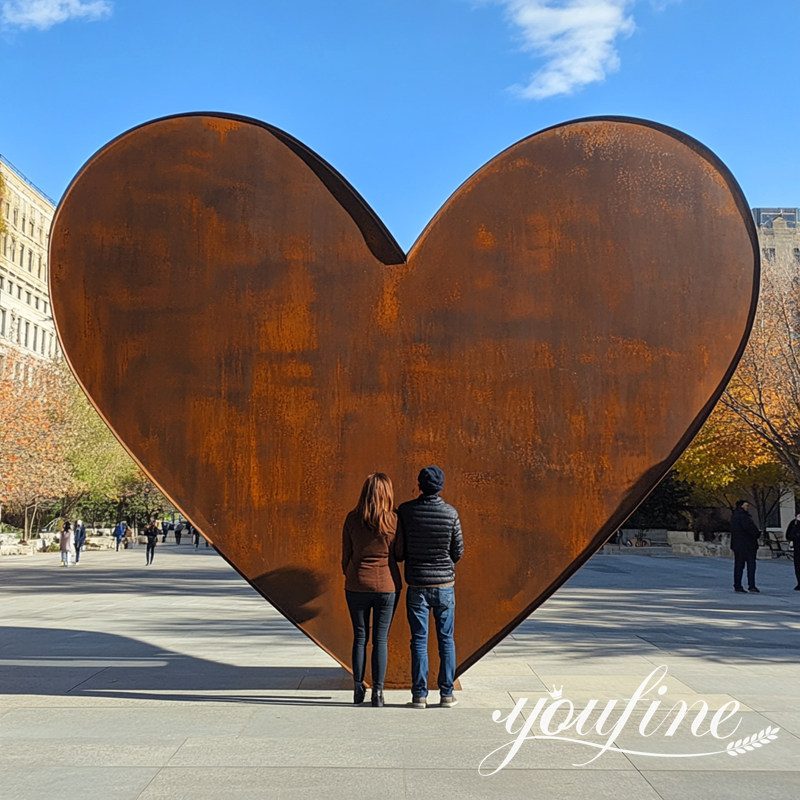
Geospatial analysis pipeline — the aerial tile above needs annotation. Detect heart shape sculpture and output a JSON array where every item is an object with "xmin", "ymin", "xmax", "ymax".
[{"xmin": 49, "ymin": 114, "xmax": 758, "ymax": 687}]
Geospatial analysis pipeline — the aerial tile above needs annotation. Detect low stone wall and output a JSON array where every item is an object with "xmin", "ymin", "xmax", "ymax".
[{"xmin": 0, "ymin": 531, "xmax": 118, "ymax": 556}]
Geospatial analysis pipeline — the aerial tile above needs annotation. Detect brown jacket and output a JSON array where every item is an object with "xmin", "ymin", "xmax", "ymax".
[{"xmin": 341, "ymin": 510, "xmax": 401, "ymax": 593}]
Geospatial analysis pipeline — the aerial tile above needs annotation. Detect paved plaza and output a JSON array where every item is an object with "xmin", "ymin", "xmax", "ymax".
[{"xmin": 1, "ymin": 545, "xmax": 799, "ymax": 799}]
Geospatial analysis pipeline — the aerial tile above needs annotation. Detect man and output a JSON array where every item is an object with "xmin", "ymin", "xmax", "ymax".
[
  {"xmin": 785, "ymin": 512, "xmax": 800, "ymax": 590},
  {"xmin": 73, "ymin": 519, "xmax": 86, "ymax": 563},
  {"xmin": 730, "ymin": 499, "xmax": 761, "ymax": 593},
  {"xmin": 396, "ymin": 465, "xmax": 464, "ymax": 709}
]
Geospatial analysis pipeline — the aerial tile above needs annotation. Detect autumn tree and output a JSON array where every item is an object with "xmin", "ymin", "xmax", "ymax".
[
  {"xmin": 675, "ymin": 399, "xmax": 794, "ymax": 531},
  {"xmin": 1, "ymin": 349, "xmax": 174, "ymax": 535},
  {"xmin": 720, "ymin": 240, "xmax": 800, "ymax": 483},
  {"xmin": 0, "ymin": 349, "xmax": 76, "ymax": 537}
]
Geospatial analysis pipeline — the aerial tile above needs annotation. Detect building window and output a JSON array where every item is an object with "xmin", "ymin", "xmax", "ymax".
[
  {"xmin": 19, "ymin": 244, "xmax": 24, "ymax": 267},
  {"xmin": 37, "ymin": 255, "xmax": 42, "ymax": 278},
  {"xmin": 0, "ymin": 308, "xmax": 5, "ymax": 337},
  {"xmin": 12, "ymin": 208, "xmax": 18, "ymax": 227},
  {"xmin": 26, "ymin": 291, "xmax": 31, "ymax": 305},
  {"xmin": 32, "ymin": 325, "xmax": 38, "ymax": 351},
  {"xmin": 17, "ymin": 285, "xmax": 22, "ymax": 299},
  {"xmin": 762, "ymin": 248, "xmax": 776, "ymax": 263},
  {"xmin": 24, "ymin": 320, "xmax": 30, "ymax": 347}
]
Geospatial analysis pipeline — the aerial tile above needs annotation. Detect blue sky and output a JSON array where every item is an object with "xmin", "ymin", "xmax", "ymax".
[{"xmin": 1, "ymin": 0, "xmax": 797, "ymax": 250}]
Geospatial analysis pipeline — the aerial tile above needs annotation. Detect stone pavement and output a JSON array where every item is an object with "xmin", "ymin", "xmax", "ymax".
[{"xmin": 1, "ymin": 545, "xmax": 799, "ymax": 799}]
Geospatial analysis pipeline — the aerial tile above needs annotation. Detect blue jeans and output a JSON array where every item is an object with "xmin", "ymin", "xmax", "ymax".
[
  {"xmin": 406, "ymin": 585, "xmax": 456, "ymax": 698},
  {"xmin": 345, "ymin": 590, "xmax": 399, "ymax": 691}
]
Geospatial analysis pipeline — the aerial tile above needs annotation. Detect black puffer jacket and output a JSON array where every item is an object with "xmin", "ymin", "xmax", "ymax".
[{"xmin": 396, "ymin": 494, "xmax": 464, "ymax": 586}]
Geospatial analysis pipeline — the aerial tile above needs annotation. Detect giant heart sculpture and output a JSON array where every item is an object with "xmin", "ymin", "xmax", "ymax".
[{"xmin": 49, "ymin": 114, "xmax": 759, "ymax": 688}]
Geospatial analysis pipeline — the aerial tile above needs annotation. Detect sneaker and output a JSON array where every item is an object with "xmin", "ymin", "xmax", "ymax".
[
  {"xmin": 408, "ymin": 696, "xmax": 427, "ymax": 709},
  {"xmin": 748, "ymin": 587, "xmax": 761, "ymax": 593},
  {"xmin": 734, "ymin": 587, "xmax": 747, "ymax": 593},
  {"xmin": 440, "ymin": 695, "xmax": 458, "ymax": 708}
]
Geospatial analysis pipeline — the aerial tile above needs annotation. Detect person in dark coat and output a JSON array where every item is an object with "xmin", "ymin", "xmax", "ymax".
[
  {"xmin": 144, "ymin": 520, "xmax": 159, "ymax": 565},
  {"xmin": 785, "ymin": 513, "xmax": 800, "ymax": 590},
  {"xmin": 73, "ymin": 519, "xmax": 86, "ymax": 563},
  {"xmin": 341, "ymin": 473, "xmax": 401, "ymax": 707},
  {"xmin": 396, "ymin": 465, "xmax": 464, "ymax": 709},
  {"xmin": 730, "ymin": 499, "xmax": 761, "ymax": 593}
]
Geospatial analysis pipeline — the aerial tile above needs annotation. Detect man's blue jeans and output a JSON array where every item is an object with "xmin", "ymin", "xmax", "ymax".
[{"xmin": 406, "ymin": 585, "xmax": 456, "ymax": 698}]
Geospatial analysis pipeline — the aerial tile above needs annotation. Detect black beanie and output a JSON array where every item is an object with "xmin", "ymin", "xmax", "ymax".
[{"xmin": 418, "ymin": 465, "xmax": 445, "ymax": 494}]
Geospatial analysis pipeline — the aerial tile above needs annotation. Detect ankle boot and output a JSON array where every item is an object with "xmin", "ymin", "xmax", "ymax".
[
  {"xmin": 353, "ymin": 682, "xmax": 366, "ymax": 704},
  {"xmin": 371, "ymin": 689, "xmax": 384, "ymax": 707}
]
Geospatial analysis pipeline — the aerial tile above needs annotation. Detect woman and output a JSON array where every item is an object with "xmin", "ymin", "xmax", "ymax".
[
  {"xmin": 60, "ymin": 521, "xmax": 74, "ymax": 567},
  {"xmin": 341, "ymin": 473, "xmax": 401, "ymax": 707}
]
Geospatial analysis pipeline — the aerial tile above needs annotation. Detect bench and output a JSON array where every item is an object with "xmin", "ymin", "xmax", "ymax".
[{"xmin": 765, "ymin": 531, "xmax": 794, "ymax": 560}]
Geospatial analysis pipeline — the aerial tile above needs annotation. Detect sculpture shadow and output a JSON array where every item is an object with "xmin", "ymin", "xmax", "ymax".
[{"xmin": 0, "ymin": 625, "xmax": 352, "ymax": 705}]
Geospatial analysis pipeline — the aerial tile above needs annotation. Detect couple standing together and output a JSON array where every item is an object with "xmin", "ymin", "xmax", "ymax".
[{"xmin": 341, "ymin": 466, "xmax": 464, "ymax": 709}]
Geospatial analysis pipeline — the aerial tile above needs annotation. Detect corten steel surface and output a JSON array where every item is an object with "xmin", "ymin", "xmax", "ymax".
[{"xmin": 49, "ymin": 114, "xmax": 759, "ymax": 688}]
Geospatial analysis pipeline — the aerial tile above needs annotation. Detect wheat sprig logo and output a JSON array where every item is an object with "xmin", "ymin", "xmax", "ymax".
[{"xmin": 726, "ymin": 726, "xmax": 780, "ymax": 756}]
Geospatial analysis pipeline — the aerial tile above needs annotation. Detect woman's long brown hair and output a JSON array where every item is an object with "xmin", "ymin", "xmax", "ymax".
[{"xmin": 355, "ymin": 473, "xmax": 395, "ymax": 535}]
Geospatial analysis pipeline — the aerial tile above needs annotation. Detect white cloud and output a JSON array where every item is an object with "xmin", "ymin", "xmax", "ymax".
[
  {"xmin": 1, "ymin": 0, "xmax": 112, "ymax": 31},
  {"xmin": 497, "ymin": 0, "xmax": 636, "ymax": 100}
]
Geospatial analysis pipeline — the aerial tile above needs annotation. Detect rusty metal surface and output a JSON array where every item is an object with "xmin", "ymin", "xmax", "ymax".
[{"xmin": 49, "ymin": 114, "xmax": 759, "ymax": 687}]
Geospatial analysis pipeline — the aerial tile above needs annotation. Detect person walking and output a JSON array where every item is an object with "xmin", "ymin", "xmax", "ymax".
[
  {"xmin": 73, "ymin": 519, "xmax": 86, "ymax": 563},
  {"xmin": 60, "ymin": 521, "xmax": 74, "ymax": 567},
  {"xmin": 730, "ymin": 499, "xmax": 761, "ymax": 593},
  {"xmin": 143, "ymin": 520, "xmax": 159, "ymax": 565},
  {"xmin": 396, "ymin": 465, "xmax": 464, "ymax": 709},
  {"xmin": 341, "ymin": 473, "xmax": 402, "ymax": 708},
  {"xmin": 785, "ymin": 512, "xmax": 800, "ymax": 590},
  {"xmin": 112, "ymin": 521, "xmax": 126, "ymax": 552}
]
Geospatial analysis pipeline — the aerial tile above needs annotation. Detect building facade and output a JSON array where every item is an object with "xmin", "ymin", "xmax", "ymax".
[
  {"xmin": 752, "ymin": 207, "xmax": 800, "ymax": 267},
  {"xmin": 0, "ymin": 154, "xmax": 58, "ymax": 382}
]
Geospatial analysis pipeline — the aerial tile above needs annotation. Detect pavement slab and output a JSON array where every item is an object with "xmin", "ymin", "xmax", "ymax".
[{"xmin": 2, "ymin": 545, "xmax": 800, "ymax": 798}]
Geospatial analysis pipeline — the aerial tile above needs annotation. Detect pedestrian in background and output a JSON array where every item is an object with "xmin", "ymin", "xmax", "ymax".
[
  {"xmin": 60, "ymin": 521, "xmax": 74, "ymax": 567},
  {"xmin": 112, "ymin": 521, "xmax": 126, "ymax": 552},
  {"xmin": 144, "ymin": 520, "xmax": 159, "ymax": 565},
  {"xmin": 785, "ymin": 512, "xmax": 800, "ymax": 590},
  {"xmin": 73, "ymin": 519, "xmax": 86, "ymax": 563},
  {"xmin": 731, "ymin": 499, "xmax": 761, "ymax": 594}
]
